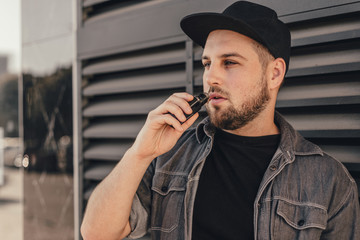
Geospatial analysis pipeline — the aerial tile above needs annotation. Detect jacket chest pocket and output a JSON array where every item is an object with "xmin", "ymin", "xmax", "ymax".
[
  {"xmin": 151, "ymin": 172, "xmax": 187, "ymax": 233},
  {"xmin": 273, "ymin": 199, "xmax": 328, "ymax": 240}
]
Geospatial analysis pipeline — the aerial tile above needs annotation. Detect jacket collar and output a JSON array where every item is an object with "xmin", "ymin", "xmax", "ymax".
[
  {"xmin": 195, "ymin": 117, "xmax": 214, "ymax": 144},
  {"xmin": 195, "ymin": 111, "xmax": 323, "ymax": 158},
  {"xmin": 275, "ymin": 112, "xmax": 323, "ymax": 160}
]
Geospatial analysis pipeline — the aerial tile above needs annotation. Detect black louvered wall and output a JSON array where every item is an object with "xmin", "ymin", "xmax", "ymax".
[
  {"xmin": 279, "ymin": 6, "xmax": 360, "ymax": 198},
  {"xmin": 74, "ymin": 0, "xmax": 360, "ymax": 239}
]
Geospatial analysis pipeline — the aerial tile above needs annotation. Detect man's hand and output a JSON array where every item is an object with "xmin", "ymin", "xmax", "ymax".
[
  {"xmin": 129, "ymin": 92, "xmax": 199, "ymax": 163},
  {"xmin": 81, "ymin": 92, "xmax": 199, "ymax": 240}
]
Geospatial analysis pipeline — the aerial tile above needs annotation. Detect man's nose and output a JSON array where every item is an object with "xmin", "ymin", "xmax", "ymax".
[{"xmin": 204, "ymin": 65, "xmax": 223, "ymax": 87}]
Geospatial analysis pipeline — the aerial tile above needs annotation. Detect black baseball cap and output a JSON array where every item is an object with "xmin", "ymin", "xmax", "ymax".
[{"xmin": 180, "ymin": 1, "xmax": 291, "ymax": 72}]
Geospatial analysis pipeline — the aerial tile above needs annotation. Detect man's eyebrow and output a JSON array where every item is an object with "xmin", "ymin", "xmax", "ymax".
[
  {"xmin": 221, "ymin": 52, "xmax": 248, "ymax": 60},
  {"xmin": 202, "ymin": 55, "xmax": 210, "ymax": 60},
  {"xmin": 202, "ymin": 53, "xmax": 248, "ymax": 61}
]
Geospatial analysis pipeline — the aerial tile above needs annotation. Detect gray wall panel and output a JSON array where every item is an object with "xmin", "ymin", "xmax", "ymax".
[
  {"xmin": 78, "ymin": 0, "xmax": 236, "ymax": 59},
  {"xmin": 75, "ymin": 1, "xmax": 360, "ymax": 239},
  {"xmin": 271, "ymin": 0, "xmax": 360, "ymax": 17},
  {"xmin": 84, "ymin": 141, "xmax": 132, "ymax": 161},
  {"xmin": 83, "ymin": 91, "xmax": 173, "ymax": 117},
  {"xmin": 78, "ymin": 0, "xmax": 360, "ymax": 59},
  {"xmin": 83, "ymin": 0, "xmax": 110, "ymax": 7},
  {"xmin": 82, "ymin": 43, "xmax": 186, "ymax": 75},
  {"xmin": 282, "ymin": 2, "xmax": 360, "ymax": 23},
  {"xmin": 83, "ymin": 67, "xmax": 186, "ymax": 96},
  {"xmin": 84, "ymin": 163, "xmax": 115, "ymax": 180},
  {"xmin": 83, "ymin": 117, "xmax": 145, "ymax": 139}
]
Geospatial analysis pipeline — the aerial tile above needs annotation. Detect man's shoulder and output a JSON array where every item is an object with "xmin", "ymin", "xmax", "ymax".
[
  {"xmin": 276, "ymin": 112, "xmax": 354, "ymax": 184},
  {"xmin": 317, "ymin": 151, "xmax": 354, "ymax": 183},
  {"xmin": 293, "ymin": 146, "xmax": 355, "ymax": 186}
]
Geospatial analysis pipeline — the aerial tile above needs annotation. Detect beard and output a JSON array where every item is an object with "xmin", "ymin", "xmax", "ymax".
[{"xmin": 206, "ymin": 77, "xmax": 270, "ymax": 130}]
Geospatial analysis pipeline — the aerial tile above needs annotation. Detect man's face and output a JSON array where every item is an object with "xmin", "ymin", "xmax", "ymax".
[{"xmin": 202, "ymin": 30, "xmax": 270, "ymax": 130}]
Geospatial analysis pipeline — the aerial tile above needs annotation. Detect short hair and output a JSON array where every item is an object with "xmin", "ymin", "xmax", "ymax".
[
  {"xmin": 251, "ymin": 40, "xmax": 286, "ymax": 88},
  {"xmin": 250, "ymin": 40, "xmax": 274, "ymax": 72}
]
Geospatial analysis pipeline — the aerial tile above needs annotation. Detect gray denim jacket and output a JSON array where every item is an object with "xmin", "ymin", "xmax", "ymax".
[{"xmin": 128, "ymin": 112, "xmax": 360, "ymax": 240}]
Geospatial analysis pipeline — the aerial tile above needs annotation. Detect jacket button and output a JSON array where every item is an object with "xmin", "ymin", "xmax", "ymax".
[
  {"xmin": 269, "ymin": 165, "xmax": 277, "ymax": 171},
  {"xmin": 298, "ymin": 220, "xmax": 305, "ymax": 226},
  {"xmin": 161, "ymin": 186, "xmax": 168, "ymax": 192}
]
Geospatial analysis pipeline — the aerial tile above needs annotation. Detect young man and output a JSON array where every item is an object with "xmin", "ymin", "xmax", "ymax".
[{"xmin": 81, "ymin": 1, "xmax": 360, "ymax": 239}]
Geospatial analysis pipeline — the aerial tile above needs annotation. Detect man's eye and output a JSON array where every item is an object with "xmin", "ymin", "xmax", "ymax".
[
  {"xmin": 224, "ymin": 60, "xmax": 236, "ymax": 66},
  {"xmin": 202, "ymin": 62, "xmax": 210, "ymax": 68}
]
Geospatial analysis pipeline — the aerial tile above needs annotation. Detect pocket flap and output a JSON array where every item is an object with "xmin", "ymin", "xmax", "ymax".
[
  {"xmin": 276, "ymin": 200, "xmax": 328, "ymax": 230},
  {"xmin": 152, "ymin": 172, "xmax": 187, "ymax": 195}
]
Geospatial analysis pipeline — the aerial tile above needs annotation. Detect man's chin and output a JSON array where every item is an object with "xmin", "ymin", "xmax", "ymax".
[
  {"xmin": 207, "ymin": 110, "xmax": 229, "ymax": 128},
  {"xmin": 206, "ymin": 106, "xmax": 251, "ymax": 130},
  {"xmin": 206, "ymin": 108, "xmax": 220, "ymax": 121}
]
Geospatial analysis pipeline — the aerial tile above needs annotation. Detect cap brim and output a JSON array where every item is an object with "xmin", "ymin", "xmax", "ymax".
[{"xmin": 180, "ymin": 12, "xmax": 264, "ymax": 48}]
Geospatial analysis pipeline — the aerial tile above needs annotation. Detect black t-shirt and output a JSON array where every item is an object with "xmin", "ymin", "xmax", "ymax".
[{"xmin": 192, "ymin": 128, "xmax": 280, "ymax": 240}]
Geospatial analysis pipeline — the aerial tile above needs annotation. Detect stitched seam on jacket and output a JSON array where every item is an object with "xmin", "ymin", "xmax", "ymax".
[
  {"xmin": 155, "ymin": 170, "xmax": 188, "ymax": 176},
  {"xmin": 276, "ymin": 211, "xmax": 326, "ymax": 230},
  {"xmin": 328, "ymin": 181, "xmax": 355, "ymax": 219},
  {"xmin": 151, "ymin": 224, "xmax": 178, "ymax": 233},
  {"xmin": 271, "ymin": 196, "xmax": 328, "ymax": 212}
]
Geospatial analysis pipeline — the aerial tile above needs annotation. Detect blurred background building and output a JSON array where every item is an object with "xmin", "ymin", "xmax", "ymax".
[
  {"xmin": 0, "ymin": 1, "xmax": 22, "ymax": 239},
  {"xmin": 0, "ymin": 0, "xmax": 359, "ymax": 240},
  {"xmin": 21, "ymin": 0, "xmax": 74, "ymax": 239}
]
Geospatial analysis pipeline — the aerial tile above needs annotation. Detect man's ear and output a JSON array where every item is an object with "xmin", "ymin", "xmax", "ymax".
[{"xmin": 268, "ymin": 58, "xmax": 286, "ymax": 90}]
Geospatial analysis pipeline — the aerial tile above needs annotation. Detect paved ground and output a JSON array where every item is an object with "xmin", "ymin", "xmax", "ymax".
[{"xmin": 0, "ymin": 166, "xmax": 23, "ymax": 240}]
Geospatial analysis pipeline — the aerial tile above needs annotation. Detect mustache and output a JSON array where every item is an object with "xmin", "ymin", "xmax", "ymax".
[{"xmin": 208, "ymin": 86, "xmax": 231, "ymax": 98}]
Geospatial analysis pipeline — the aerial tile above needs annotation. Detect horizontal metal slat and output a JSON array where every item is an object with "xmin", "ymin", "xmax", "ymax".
[
  {"xmin": 283, "ymin": 113, "xmax": 360, "ymax": 138},
  {"xmin": 83, "ymin": 67, "xmax": 186, "ymax": 96},
  {"xmin": 82, "ymin": 44, "xmax": 185, "ymax": 76},
  {"xmin": 85, "ymin": 0, "xmax": 162, "ymax": 25},
  {"xmin": 83, "ymin": 117, "xmax": 145, "ymax": 139},
  {"xmin": 300, "ymin": 129, "xmax": 360, "ymax": 139},
  {"xmin": 319, "ymin": 144, "xmax": 360, "ymax": 164},
  {"xmin": 84, "ymin": 163, "xmax": 115, "ymax": 180},
  {"xmin": 290, "ymin": 14, "xmax": 360, "ymax": 47},
  {"xmin": 83, "ymin": 91, "xmax": 171, "ymax": 117},
  {"xmin": 84, "ymin": 141, "xmax": 133, "ymax": 160},
  {"xmin": 288, "ymin": 47, "xmax": 360, "ymax": 77},
  {"xmin": 290, "ymin": 47, "xmax": 360, "ymax": 68},
  {"xmin": 83, "ymin": 0, "xmax": 110, "ymax": 7},
  {"xmin": 277, "ymin": 80, "xmax": 360, "ymax": 108},
  {"xmin": 281, "ymin": 2, "xmax": 360, "ymax": 24},
  {"xmin": 278, "ymin": 96, "xmax": 360, "ymax": 109}
]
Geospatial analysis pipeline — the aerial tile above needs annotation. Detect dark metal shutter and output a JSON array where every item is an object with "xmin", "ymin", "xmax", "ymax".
[
  {"xmin": 74, "ymin": 1, "xmax": 223, "ymax": 239},
  {"xmin": 278, "ymin": 4, "xmax": 360, "ymax": 198},
  {"xmin": 193, "ymin": 1, "xmax": 360, "ymax": 196},
  {"xmin": 75, "ymin": 0, "xmax": 360, "ymax": 239}
]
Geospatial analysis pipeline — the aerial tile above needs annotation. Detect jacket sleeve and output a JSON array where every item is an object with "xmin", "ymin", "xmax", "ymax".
[
  {"xmin": 127, "ymin": 160, "xmax": 155, "ymax": 239},
  {"xmin": 321, "ymin": 181, "xmax": 360, "ymax": 239}
]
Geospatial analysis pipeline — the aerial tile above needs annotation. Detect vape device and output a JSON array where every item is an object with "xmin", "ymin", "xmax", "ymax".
[{"xmin": 172, "ymin": 93, "xmax": 209, "ymax": 124}]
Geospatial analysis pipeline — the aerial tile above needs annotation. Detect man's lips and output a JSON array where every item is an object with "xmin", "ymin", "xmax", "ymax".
[{"xmin": 209, "ymin": 92, "xmax": 227, "ymax": 104}]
